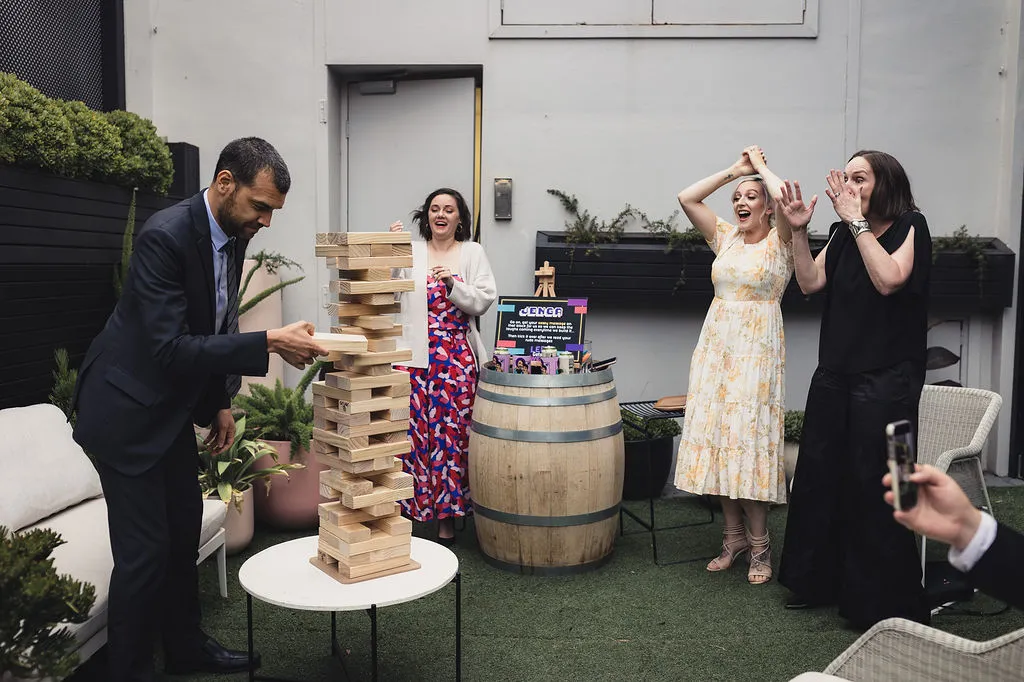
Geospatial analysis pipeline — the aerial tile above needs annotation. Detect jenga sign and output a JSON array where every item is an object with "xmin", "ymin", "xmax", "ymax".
[{"xmin": 308, "ymin": 231, "xmax": 421, "ymax": 583}]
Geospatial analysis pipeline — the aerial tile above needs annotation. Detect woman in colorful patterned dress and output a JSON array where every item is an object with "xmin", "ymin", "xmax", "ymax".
[
  {"xmin": 391, "ymin": 188, "xmax": 496, "ymax": 544},
  {"xmin": 674, "ymin": 146, "xmax": 794, "ymax": 584}
]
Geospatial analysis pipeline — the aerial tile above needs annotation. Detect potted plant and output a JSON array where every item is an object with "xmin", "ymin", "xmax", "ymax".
[
  {"xmin": 237, "ymin": 251, "xmax": 306, "ymax": 395},
  {"xmin": 621, "ymin": 408, "xmax": 682, "ymax": 500},
  {"xmin": 784, "ymin": 410, "xmax": 804, "ymax": 491},
  {"xmin": 232, "ymin": 363, "xmax": 327, "ymax": 529},
  {"xmin": 196, "ymin": 414, "xmax": 303, "ymax": 555},
  {"xmin": 0, "ymin": 526, "xmax": 96, "ymax": 681}
]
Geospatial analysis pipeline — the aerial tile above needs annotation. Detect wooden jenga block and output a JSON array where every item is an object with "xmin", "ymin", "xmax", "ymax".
[
  {"xmin": 366, "ymin": 338, "xmax": 397, "ymax": 352},
  {"xmin": 331, "ymin": 349, "xmax": 412, "ymax": 368},
  {"xmin": 393, "ymin": 244, "xmax": 412, "ymax": 256},
  {"xmin": 322, "ymin": 522, "xmax": 372, "ymax": 544},
  {"xmin": 348, "ymin": 293, "xmax": 399, "ymax": 305},
  {"xmin": 325, "ymin": 302, "xmax": 402, "ymax": 317},
  {"xmin": 320, "ymin": 469, "xmax": 373, "ymax": 497},
  {"xmin": 320, "ymin": 527, "xmax": 410, "ymax": 558},
  {"xmin": 387, "ymin": 407, "xmax": 410, "ymax": 421},
  {"xmin": 311, "ymin": 553, "xmax": 421, "ymax": 584},
  {"xmin": 311, "ymin": 332, "xmax": 368, "ymax": 353},
  {"xmin": 324, "ymin": 370, "xmax": 408, "ymax": 391},
  {"xmin": 379, "ymin": 430, "xmax": 409, "ymax": 443},
  {"xmin": 335, "ymin": 315, "xmax": 394, "ymax": 330},
  {"xmin": 339, "ymin": 269, "xmax": 393, "ymax": 281},
  {"xmin": 370, "ymin": 244, "xmax": 392, "ymax": 256},
  {"xmin": 330, "ymin": 279, "xmax": 415, "ymax": 295},
  {"xmin": 319, "ymin": 482, "xmax": 341, "ymax": 499},
  {"xmin": 313, "ymin": 430, "xmax": 412, "ymax": 461},
  {"xmin": 343, "ymin": 483, "xmax": 414, "ymax": 509},
  {"xmin": 318, "ymin": 500, "xmax": 400, "ymax": 526},
  {"xmin": 367, "ymin": 470, "xmax": 414, "ymax": 489},
  {"xmin": 331, "ymin": 324, "xmax": 404, "ymax": 338},
  {"xmin": 314, "ymin": 408, "xmax": 406, "ymax": 438},
  {"xmin": 332, "ymin": 255, "xmax": 414, "ymax": 270},
  {"xmin": 371, "ymin": 515, "xmax": 413, "ymax": 536},
  {"xmin": 328, "ymin": 231, "xmax": 412, "ymax": 245},
  {"xmin": 377, "ymin": 382, "xmax": 411, "ymax": 397},
  {"xmin": 315, "ymin": 452, "xmax": 404, "ymax": 474}
]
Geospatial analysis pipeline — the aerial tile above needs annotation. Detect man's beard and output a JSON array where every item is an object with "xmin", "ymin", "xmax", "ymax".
[{"xmin": 216, "ymin": 190, "xmax": 247, "ymax": 237}]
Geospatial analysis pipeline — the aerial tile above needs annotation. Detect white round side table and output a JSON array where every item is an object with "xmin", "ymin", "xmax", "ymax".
[{"xmin": 239, "ymin": 535, "xmax": 460, "ymax": 681}]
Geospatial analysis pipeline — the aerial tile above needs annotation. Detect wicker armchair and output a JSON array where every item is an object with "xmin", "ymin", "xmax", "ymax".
[
  {"xmin": 916, "ymin": 385, "xmax": 1002, "ymax": 573},
  {"xmin": 815, "ymin": 618, "xmax": 1024, "ymax": 681}
]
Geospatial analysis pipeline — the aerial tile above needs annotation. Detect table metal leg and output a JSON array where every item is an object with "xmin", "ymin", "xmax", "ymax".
[
  {"xmin": 369, "ymin": 604, "xmax": 378, "ymax": 682},
  {"xmin": 455, "ymin": 571, "xmax": 462, "ymax": 682},
  {"xmin": 248, "ymin": 594, "xmax": 255, "ymax": 682}
]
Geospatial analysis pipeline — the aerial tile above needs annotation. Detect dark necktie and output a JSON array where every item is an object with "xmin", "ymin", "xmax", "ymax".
[{"xmin": 224, "ymin": 240, "xmax": 241, "ymax": 399}]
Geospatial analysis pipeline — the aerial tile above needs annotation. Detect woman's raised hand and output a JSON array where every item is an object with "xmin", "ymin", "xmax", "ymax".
[
  {"xmin": 744, "ymin": 145, "xmax": 768, "ymax": 173},
  {"xmin": 826, "ymin": 169, "xmax": 863, "ymax": 223},
  {"xmin": 389, "ymin": 220, "xmax": 403, "ymax": 232},
  {"xmin": 731, "ymin": 150, "xmax": 756, "ymax": 177},
  {"xmin": 779, "ymin": 180, "xmax": 817, "ymax": 232}
]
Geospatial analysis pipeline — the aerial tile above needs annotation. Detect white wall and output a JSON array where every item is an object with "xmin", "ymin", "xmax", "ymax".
[{"xmin": 124, "ymin": 0, "xmax": 1024, "ymax": 472}]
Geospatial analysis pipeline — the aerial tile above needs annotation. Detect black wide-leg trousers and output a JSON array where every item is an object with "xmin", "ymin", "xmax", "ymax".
[
  {"xmin": 779, "ymin": 360, "xmax": 929, "ymax": 628},
  {"xmin": 94, "ymin": 423, "xmax": 204, "ymax": 682}
]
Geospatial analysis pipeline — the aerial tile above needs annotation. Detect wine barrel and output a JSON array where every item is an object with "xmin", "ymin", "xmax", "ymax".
[{"xmin": 469, "ymin": 366, "xmax": 624, "ymax": 574}]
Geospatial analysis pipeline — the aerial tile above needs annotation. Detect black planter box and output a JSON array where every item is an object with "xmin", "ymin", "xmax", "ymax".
[
  {"xmin": 536, "ymin": 231, "xmax": 1016, "ymax": 312},
  {"xmin": 0, "ymin": 165, "xmax": 185, "ymax": 409}
]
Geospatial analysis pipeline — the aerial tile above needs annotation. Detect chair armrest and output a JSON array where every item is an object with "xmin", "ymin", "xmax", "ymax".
[
  {"xmin": 934, "ymin": 445, "xmax": 981, "ymax": 473},
  {"xmin": 824, "ymin": 618, "xmax": 1024, "ymax": 681}
]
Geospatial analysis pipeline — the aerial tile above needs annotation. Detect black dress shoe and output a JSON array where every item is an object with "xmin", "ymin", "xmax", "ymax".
[
  {"xmin": 436, "ymin": 535, "xmax": 456, "ymax": 547},
  {"xmin": 165, "ymin": 637, "xmax": 260, "ymax": 675}
]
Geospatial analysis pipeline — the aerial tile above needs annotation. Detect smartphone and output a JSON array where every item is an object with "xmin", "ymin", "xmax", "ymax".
[{"xmin": 886, "ymin": 419, "xmax": 918, "ymax": 511}]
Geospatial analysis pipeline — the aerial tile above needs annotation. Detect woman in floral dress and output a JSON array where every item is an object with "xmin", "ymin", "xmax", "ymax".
[
  {"xmin": 674, "ymin": 146, "xmax": 794, "ymax": 584},
  {"xmin": 391, "ymin": 188, "xmax": 496, "ymax": 544}
]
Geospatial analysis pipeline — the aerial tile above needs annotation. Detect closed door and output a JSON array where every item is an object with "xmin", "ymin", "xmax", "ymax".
[{"xmin": 344, "ymin": 77, "xmax": 476, "ymax": 235}]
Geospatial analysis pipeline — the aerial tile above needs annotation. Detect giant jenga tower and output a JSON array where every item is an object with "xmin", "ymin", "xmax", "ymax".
[{"xmin": 308, "ymin": 231, "xmax": 419, "ymax": 583}]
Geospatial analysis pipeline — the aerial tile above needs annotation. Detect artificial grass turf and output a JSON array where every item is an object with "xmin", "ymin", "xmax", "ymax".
[{"xmin": 69, "ymin": 487, "xmax": 1024, "ymax": 681}]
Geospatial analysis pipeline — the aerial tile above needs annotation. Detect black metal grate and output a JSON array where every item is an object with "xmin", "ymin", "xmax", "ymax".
[
  {"xmin": 0, "ymin": 0, "xmax": 106, "ymax": 110},
  {"xmin": 619, "ymin": 400, "xmax": 686, "ymax": 421}
]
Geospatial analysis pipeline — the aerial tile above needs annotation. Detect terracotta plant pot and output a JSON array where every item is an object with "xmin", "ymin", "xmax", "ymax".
[
  {"xmin": 220, "ymin": 487, "xmax": 254, "ymax": 556},
  {"xmin": 237, "ymin": 259, "xmax": 285, "ymax": 396},
  {"xmin": 252, "ymin": 441, "xmax": 327, "ymax": 529}
]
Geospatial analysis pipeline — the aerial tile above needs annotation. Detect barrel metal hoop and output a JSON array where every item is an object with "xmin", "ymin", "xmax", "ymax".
[
  {"xmin": 478, "ymin": 551, "xmax": 615, "ymax": 576},
  {"xmin": 473, "ymin": 502, "xmax": 620, "ymax": 527},
  {"xmin": 470, "ymin": 421, "xmax": 622, "ymax": 443},
  {"xmin": 480, "ymin": 366, "xmax": 615, "ymax": 388},
  {"xmin": 475, "ymin": 386, "xmax": 617, "ymax": 407}
]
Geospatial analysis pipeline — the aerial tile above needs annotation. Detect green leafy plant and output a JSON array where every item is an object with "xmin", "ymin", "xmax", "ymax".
[
  {"xmin": 113, "ymin": 187, "xmax": 137, "ymax": 299},
  {"xmin": 238, "ymin": 250, "xmax": 305, "ymax": 317},
  {"xmin": 634, "ymin": 207, "xmax": 706, "ymax": 286},
  {"xmin": 59, "ymin": 99, "xmax": 123, "ymax": 181},
  {"xmin": 232, "ymin": 362, "xmax": 326, "ymax": 460},
  {"xmin": 0, "ymin": 72, "xmax": 174, "ymax": 194},
  {"xmin": 196, "ymin": 414, "xmax": 303, "ymax": 513},
  {"xmin": 48, "ymin": 348, "xmax": 78, "ymax": 424},
  {"xmin": 0, "ymin": 526, "xmax": 96, "ymax": 680},
  {"xmin": 0, "ymin": 72, "xmax": 75, "ymax": 174},
  {"xmin": 784, "ymin": 410, "xmax": 804, "ymax": 444},
  {"xmin": 621, "ymin": 408, "xmax": 682, "ymax": 441},
  {"xmin": 547, "ymin": 189, "xmax": 634, "ymax": 263},
  {"xmin": 105, "ymin": 109, "xmax": 174, "ymax": 195},
  {"xmin": 932, "ymin": 225, "xmax": 987, "ymax": 294}
]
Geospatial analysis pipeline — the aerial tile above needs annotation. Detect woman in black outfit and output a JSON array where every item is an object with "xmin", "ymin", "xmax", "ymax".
[{"xmin": 773, "ymin": 150, "xmax": 931, "ymax": 629}]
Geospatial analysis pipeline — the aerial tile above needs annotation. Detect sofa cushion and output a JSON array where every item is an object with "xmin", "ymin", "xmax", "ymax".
[
  {"xmin": 25, "ymin": 497, "xmax": 112, "ymax": 648},
  {"xmin": 0, "ymin": 404, "xmax": 103, "ymax": 532}
]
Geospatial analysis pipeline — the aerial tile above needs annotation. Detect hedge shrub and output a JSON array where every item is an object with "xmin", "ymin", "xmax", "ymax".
[{"xmin": 0, "ymin": 72, "xmax": 174, "ymax": 194}]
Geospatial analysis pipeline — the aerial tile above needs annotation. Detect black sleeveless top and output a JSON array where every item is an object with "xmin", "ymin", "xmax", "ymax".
[{"xmin": 818, "ymin": 211, "xmax": 931, "ymax": 373}]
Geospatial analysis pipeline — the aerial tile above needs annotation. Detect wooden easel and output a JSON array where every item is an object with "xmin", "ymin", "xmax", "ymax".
[{"xmin": 534, "ymin": 260, "xmax": 556, "ymax": 297}]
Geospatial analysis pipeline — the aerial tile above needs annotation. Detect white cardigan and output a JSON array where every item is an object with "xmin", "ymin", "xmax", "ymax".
[{"xmin": 396, "ymin": 241, "xmax": 497, "ymax": 370}]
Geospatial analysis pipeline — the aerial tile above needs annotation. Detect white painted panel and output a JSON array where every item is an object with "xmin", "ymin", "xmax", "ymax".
[
  {"xmin": 345, "ymin": 78, "xmax": 475, "ymax": 235},
  {"xmin": 502, "ymin": 0, "xmax": 651, "ymax": 26},
  {"xmin": 654, "ymin": 0, "xmax": 806, "ymax": 25}
]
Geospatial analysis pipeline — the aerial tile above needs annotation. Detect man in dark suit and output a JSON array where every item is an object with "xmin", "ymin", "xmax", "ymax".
[
  {"xmin": 72, "ymin": 137, "xmax": 327, "ymax": 681},
  {"xmin": 884, "ymin": 464, "xmax": 1022, "ymax": 611}
]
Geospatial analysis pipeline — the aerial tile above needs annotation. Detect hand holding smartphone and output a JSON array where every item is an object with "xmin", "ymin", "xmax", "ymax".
[{"xmin": 885, "ymin": 419, "xmax": 918, "ymax": 512}]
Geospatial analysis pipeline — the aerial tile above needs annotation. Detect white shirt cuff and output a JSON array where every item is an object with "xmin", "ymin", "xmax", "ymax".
[{"xmin": 948, "ymin": 512, "xmax": 997, "ymax": 573}]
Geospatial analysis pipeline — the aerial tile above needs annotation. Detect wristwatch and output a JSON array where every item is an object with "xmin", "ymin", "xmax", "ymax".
[{"xmin": 848, "ymin": 219, "xmax": 871, "ymax": 238}]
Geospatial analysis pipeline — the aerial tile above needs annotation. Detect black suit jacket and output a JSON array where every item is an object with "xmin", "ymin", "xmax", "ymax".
[
  {"xmin": 72, "ymin": 192, "xmax": 270, "ymax": 475},
  {"xmin": 966, "ymin": 521, "xmax": 1023, "ymax": 611}
]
